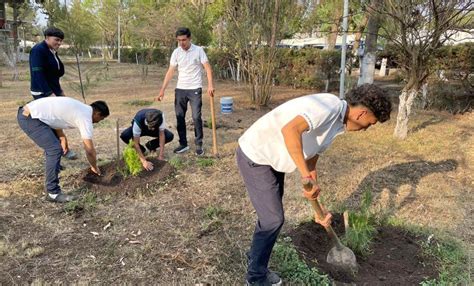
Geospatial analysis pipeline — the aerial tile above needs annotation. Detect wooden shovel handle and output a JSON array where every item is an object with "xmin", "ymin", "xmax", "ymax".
[
  {"xmin": 309, "ymin": 199, "xmax": 344, "ymax": 249},
  {"xmin": 210, "ymin": 95, "xmax": 218, "ymax": 155}
]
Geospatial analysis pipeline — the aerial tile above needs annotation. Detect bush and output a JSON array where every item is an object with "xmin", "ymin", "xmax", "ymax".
[
  {"xmin": 274, "ymin": 48, "xmax": 343, "ymax": 90},
  {"xmin": 117, "ymin": 47, "xmax": 169, "ymax": 65},
  {"xmin": 123, "ymin": 140, "xmax": 143, "ymax": 176}
]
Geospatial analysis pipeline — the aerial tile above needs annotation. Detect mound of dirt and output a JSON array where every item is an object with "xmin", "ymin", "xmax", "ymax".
[
  {"xmin": 75, "ymin": 158, "xmax": 174, "ymax": 191},
  {"xmin": 287, "ymin": 215, "xmax": 438, "ymax": 284}
]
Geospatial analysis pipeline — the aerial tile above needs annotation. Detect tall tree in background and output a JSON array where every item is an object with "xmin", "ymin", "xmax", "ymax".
[
  {"xmin": 378, "ymin": 0, "xmax": 473, "ymax": 139},
  {"xmin": 358, "ymin": 0, "xmax": 382, "ymax": 85}
]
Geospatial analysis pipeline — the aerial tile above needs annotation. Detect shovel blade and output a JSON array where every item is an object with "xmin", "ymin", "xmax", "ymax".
[{"xmin": 327, "ymin": 245, "xmax": 358, "ymax": 273}]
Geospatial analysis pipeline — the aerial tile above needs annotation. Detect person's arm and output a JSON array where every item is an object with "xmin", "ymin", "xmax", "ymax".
[
  {"xmin": 203, "ymin": 62, "xmax": 215, "ymax": 97},
  {"xmin": 158, "ymin": 129, "xmax": 165, "ymax": 160},
  {"xmin": 133, "ymin": 137, "xmax": 154, "ymax": 171},
  {"xmin": 281, "ymin": 116, "xmax": 325, "ymax": 203},
  {"xmin": 281, "ymin": 115, "xmax": 312, "ymax": 178},
  {"xmin": 54, "ymin": 129, "xmax": 68, "ymax": 155},
  {"xmin": 83, "ymin": 139, "xmax": 101, "ymax": 175},
  {"xmin": 156, "ymin": 65, "xmax": 176, "ymax": 101},
  {"xmin": 30, "ymin": 46, "xmax": 53, "ymax": 96}
]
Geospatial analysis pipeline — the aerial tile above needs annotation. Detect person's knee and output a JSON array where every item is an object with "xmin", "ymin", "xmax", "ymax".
[
  {"xmin": 120, "ymin": 132, "xmax": 131, "ymax": 144},
  {"xmin": 167, "ymin": 132, "xmax": 174, "ymax": 143},
  {"xmin": 47, "ymin": 144, "xmax": 63, "ymax": 157},
  {"xmin": 260, "ymin": 214, "xmax": 285, "ymax": 232}
]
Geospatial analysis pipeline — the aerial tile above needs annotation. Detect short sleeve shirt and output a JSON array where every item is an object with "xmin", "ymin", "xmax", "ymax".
[
  {"xmin": 170, "ymin": 44, "xmax": 209, "ymax": 89},
  {"xmin": 26, "ymin": 97, "xmax": 94, "ymax": 139},
  {"xmin": 238, "ymin": 93, "xmax": 347, "ymax": 173}
]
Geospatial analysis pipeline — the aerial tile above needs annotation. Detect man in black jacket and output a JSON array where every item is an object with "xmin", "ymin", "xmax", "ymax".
[{"xmin": 29, "ymin": 27, "xmax": 65, "ymax": 99}]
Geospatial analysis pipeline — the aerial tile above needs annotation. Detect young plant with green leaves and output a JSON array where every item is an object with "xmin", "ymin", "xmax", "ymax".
[
  {"xmin": 123, "ymin": 140, "xmax": 143, "ymax": 176},
  {"xmin": 342, "ymin": 190, "xmax": 377, "ymax": 256}
]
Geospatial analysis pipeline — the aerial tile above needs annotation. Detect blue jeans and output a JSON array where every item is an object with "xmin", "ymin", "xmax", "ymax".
[
  {"xmin": 17, "ymin": 107, "xmax": 62, "ymax": 194},
  {"xmin": 175, "ymin": 88, "xmax": 203, "ymax": 147},
  {"xmin": 236, "ymin": 146, "xmax": 285, "ymax": 283}
]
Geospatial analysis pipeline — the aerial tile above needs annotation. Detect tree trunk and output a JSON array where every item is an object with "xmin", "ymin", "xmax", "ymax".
[
  {"xmin": 270, "ymin": 0, "xmax": 279, "ymax": 48},
  {"xmin": 358, "ymin": 0, "xmax": 381, "ymax": 85},
  {"xmin": 394, "ymin": 89, "xmax": 418, "ymax": 139}
]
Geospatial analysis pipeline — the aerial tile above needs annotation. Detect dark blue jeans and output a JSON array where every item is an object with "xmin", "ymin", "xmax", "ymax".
[
  {"xmin": 17, "ymin": 107, "xmax": 62, "ymax": 194},
  {"xmin": 175, "ymin": 88, "xmax": 203, "ymax": 147},
  {"xmin": 236, "ymin": 146, "xmax": 285, "ymax": 283},
  {"xmin": 120, "ymin": 127, "xmax": 174, "ymax": 152}
]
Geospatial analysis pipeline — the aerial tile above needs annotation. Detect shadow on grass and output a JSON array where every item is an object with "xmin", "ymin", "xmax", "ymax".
[
  {"xmin": 411, "ymin": 117, "xmax": 445, "ymax": 133},
  {"xmin": 345, "ymin": 159, "xmax": 458, "ymax": 215}
]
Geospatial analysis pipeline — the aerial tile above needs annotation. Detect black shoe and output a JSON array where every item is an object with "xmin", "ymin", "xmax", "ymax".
[
  {"xmin": 196, "ymin": 146, "xmax": 204, "ymax": 156},
  {"xmin": 173, "ymin": 145, "xmax": 189, "ymax": 154},
  {"xmin": 46, "ymin": 193, "xmax": 78, "ymax": 203}
]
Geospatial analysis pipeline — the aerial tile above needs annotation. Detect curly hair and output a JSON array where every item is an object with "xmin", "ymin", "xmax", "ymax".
[{"xmin": 345, "ymin": 84, "xmax": 392, "ymax": 122}]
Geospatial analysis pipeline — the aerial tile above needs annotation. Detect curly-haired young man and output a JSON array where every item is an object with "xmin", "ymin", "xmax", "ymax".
[{"xmin": 236, "ymin": 84, "xmax": 392, "ymax": 286}]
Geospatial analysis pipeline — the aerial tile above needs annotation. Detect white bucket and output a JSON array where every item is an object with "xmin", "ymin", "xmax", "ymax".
[{"xmin": 220, "ymin": 97, "xmax": 233, "ymax": 114}]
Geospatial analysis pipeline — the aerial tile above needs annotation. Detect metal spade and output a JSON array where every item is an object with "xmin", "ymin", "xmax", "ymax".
[{"xmin": 309, "ymin": 199, "xmax": 358, "ymax": 273}]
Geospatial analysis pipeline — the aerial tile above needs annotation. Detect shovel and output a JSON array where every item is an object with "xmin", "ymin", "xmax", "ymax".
[{"xmin": 309, "ymin": 198, "xmax": 358, "ymax": 273}]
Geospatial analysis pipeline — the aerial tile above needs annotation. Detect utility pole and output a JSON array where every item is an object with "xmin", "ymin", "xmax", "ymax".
[
  {"xmin": 117, "ymin": 0, "xmax": 121, "ymax": 63},
  {"xmin": 339, "ymin": 0, "xmax": 349, "ymax": 99}
]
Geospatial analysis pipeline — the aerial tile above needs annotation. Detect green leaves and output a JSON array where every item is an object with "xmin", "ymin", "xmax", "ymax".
[{"xmin": 123, "ymin": 140, "xmax": 143, "ymax": 176}]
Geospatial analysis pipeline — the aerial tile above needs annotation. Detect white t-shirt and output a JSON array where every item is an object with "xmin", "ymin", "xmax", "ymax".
[
  {"xmin": 26, "ymin": 97, "xmax": 94, "ymax": 139},
  {"xmin": 238, "ymin": 93, "xmax": 347, "ymax": 173},
  {"xmin": 132, "ymin": 114, "xmax": 167, "ymax": 137},
  {"xmin": 170, "ymin": 44, "xmax": 209, "ymax": 90}
]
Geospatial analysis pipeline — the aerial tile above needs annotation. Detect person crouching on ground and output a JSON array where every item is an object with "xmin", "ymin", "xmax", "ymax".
[
  {"xmin": 236, "ymin": 84, "xmax": 392, "ymax": 286},
  {"xmin": 17, "ymin": 97, "xmax": 110, "ymax": 203},
  {"xmin": 120, "ymin": 109, "xmax": 174, "ymax": 171}
]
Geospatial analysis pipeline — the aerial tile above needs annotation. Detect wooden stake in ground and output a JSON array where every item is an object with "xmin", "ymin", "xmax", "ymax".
[
  {"xmin": 210, "ymin": 94, "xmax": 218, "ymax": 155},
  {"xmin": 116, "ymin": 119, "xmax": 120, "ymax": 160}
]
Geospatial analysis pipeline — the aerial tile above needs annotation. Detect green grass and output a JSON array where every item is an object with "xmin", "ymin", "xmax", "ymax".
[
  {"xmin": 196, "ymin": 157, "xmax": 215, "ymax": 167},
  {"xmin": 421, "ymin": 236, "xmax": 469, "ymax": 285},
  {"xmin": 342, "ymin": 190, "xmax": 377, "ymax": 256},
  {"xmin": 204, "ymin": 205, "xmax": 224, "ymax": 219},
  {"xmin": 123, "ymin": 99, "xmax": 153, "ymax": 107},
  {"xmin": 271, "ymin": 239, "xmax": 330, "ymax": 285},
  {"xmin": 64, "ymin": 191, "xmax": 98, "ymax": 215},
  {"xmin": 169, "ymin": 156, "xmax": 184, "ymax": 170}
]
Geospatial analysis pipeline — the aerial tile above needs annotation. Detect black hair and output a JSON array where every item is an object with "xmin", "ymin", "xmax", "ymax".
[
  {"xmin": 175, "ymin": 27, "xmax": 191, "ymax": 38},
  {"xmin": 345, "ymin": 84, "xmax": 392, "ymax": 122},
  {"xmin": 44, "ymin": 27, "xmax": 65, "ymax": 40},
  {"xmin": 90, "ymin": 100, "xmax": 110, "ymax": 117}
]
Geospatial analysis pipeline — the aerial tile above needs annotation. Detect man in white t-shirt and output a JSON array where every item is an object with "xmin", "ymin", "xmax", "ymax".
[
  {"xmin": 156, "ymin": 27, "xmax": 215, "ymax": 156},
  {"xmin": 17, "ymin": 97, "xmax": 110, "ymax": 203},
  {"xmin": 237, "ymin": 84, "xmax": 392, "ymax": 285}
]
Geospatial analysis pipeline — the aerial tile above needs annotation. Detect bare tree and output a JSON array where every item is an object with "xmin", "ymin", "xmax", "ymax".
[{"xmin": 377, "ymin": 0, "xmax": 473, "ymax": 139}]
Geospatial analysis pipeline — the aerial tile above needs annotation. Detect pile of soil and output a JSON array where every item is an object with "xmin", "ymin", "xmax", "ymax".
[
  {"xmin": 74, "ymin": 158, "xmax": 174, "ymax": 191},
  {"xmin": 287, "ymin": 215, "xmax": 438, "ymax": 284}
]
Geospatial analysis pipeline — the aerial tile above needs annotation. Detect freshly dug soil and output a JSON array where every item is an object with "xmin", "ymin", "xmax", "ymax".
[
  {"xmin": 75, "ymin": 158, "xmax": 174, "ymax": 191},
  {"xmin": 287, "ymin": 215, "xmax": 438, "ymax": 285}
]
